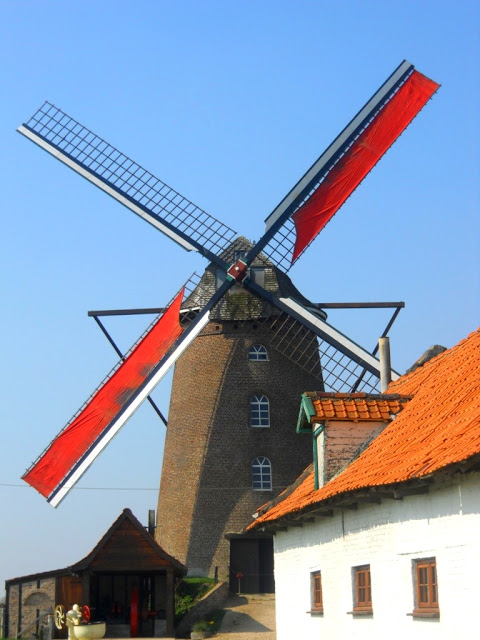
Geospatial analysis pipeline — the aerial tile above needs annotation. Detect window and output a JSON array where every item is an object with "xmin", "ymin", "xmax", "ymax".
[
  {"xmin": 252, "ymin": 457, "xmax": 272, "ymax": 490},
  {"xmin": 251, "ymin": 395, "xmax": 270, "ymax": 427},
  {"xmin": 215, "ymin": 268, "xmax": 227, "ymax": 290},
  {"xmin": 310, "ymin": 571, "xmax": 323, "ymax": 614},
  {"xmin": 234, "ymin": 249, "xmax": 248, "ymax": 262},
  {"xmin": 413, "ymin": 559, "xmax": 439, "ymax": 617},
  {"xmin": 353, "ymin": 565, "xmax": 372, "ymax": 613},
  {"xmin": 249, "ymin": 344, "xmax": 268, "ymax": 361},
  {"xmin": 249, "ymin": 267, "xmax": 265, "ymax": 287}
]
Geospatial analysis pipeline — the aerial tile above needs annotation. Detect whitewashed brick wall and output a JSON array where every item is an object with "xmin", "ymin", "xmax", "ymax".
[{"xmin": 273, "ymin": 471, "xmax": 480, "ymax": 640}]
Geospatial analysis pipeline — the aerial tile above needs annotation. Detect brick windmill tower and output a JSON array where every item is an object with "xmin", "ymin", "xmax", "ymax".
[
  {"xmin": 18, "ymin": 62, "xmax": 439, "ymax": 589},
  {"xmin": 156, "ymin": 236, "xmax": 326, "ymax": 588}
]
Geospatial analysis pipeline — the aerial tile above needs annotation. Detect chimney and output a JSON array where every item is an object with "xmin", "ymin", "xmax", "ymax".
[
  {"xmin": 379, "ymin": 337, "xmax": 392, "ymax": 392},
  {"xmin": 148, "ymin": 509, "xmax": 155, "ymax": 536}
]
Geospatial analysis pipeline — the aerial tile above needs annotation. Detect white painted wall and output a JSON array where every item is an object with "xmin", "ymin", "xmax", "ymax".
[{"xmin": 273, "ymin": 471, "xmax": 480, "ymax": 640}]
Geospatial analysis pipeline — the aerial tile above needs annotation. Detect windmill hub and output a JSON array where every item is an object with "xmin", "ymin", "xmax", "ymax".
[{"xmin": 226, "ymin": 259, "xmax": 249, "ymax": 283}]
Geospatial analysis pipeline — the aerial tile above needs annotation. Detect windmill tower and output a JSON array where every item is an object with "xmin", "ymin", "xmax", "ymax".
[
  {"xmin": 156, "ymin": 236, "xmax": 326, "ymax": 585},
  {"xmin": 18, "ymin": 62, "xmax": 439, "ymax": 587}
]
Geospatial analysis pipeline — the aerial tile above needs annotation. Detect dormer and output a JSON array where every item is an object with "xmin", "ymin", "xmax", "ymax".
[{"xmin": 297, "ymin": 392, "xmax": 411, "ymax": 489}]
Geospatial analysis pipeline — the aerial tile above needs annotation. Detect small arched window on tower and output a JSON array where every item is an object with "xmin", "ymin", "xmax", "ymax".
[
  {"xmin": 252, "ymin": 457, "xmax": 272, "ymax": 491},
  {"xmin": 248, "ymin": 344, "xmax": 268, "ymax": 361},
  {"xmin": 251, "ymin": 394, "xmax": 270, "ymax": 427}
]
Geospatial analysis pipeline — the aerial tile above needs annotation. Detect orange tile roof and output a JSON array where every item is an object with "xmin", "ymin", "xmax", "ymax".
[
  {"xmin": 307, "ymin": 392, "xmax": 410, "ymax": 422},
  {"xmin": 251, "ymin": 328, "xmax": 480, "ymax": 528}
]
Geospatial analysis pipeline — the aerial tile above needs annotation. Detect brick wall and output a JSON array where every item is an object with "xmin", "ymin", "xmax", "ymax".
[
  {"xmin": 317, "ymin": 420, "xmax": 386, "ymax": 486},
  {"xmin": 156, "ymin": 318, "xmax": 320, "ymax": 579}
]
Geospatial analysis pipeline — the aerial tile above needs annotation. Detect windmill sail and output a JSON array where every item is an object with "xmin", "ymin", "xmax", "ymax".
[
  {"xmin": 259, "ymin": 62, "xmax": 440, "ymax": 270},
  {"xmin": 290, "ymin": 70, "xmax": 439, "ymax": 262},
  {"xmin": 22, "ymin": 276, "xmax": 212, "ymax": 506},
  {"xmin": 18, "ymin": 102, "xmax": 237, "ymax": 266}
]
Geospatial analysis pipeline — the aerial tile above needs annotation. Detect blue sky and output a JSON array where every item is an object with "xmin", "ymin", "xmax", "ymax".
[{"xmin": 1, "ymin": 1, "xmax": 478, "ymax": 593}]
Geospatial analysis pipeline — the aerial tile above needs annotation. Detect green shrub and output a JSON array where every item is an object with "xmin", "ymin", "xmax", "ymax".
[{"xmin": 175, "ymin": 577, "xmax": 215, "ymax": 623}]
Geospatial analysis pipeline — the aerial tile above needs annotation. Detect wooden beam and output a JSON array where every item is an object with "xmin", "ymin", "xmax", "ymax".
[
  {"xmin": 334, "ymin": 503, "xmax": 358, "ymax": 511},
  {"xmin": 308, "ymin": 508, "xmax": 334, "ymax": 518},
  {"xmin": 393, "ymin": 485, "xmax": 429, "ymax": 498},
  {"xmin": 354, "ymin": 496, "xmax": 382, "ymax": 505}
]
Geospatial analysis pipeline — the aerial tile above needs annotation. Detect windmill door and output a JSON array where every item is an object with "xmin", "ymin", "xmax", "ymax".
[{"xmin": 229, "ymin": 537, "xmax": 274, "ymax": 594}]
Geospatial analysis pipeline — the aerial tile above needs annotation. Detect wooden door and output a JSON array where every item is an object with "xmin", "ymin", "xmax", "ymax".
[{"xmin": 55, "ymin": 576, "xmax": 84, "ymax": 638}]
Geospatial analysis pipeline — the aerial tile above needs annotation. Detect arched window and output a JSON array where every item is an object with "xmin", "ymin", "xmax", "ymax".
[
  {"xmin": 252, "ymin": 457, "xmax": 272, "ymax": 490},
  {"xmin": 248, "ymin": 344, "xmax": 268, "ymax": 361},
  {"xmin": 251, "ymin": 394, "xmax": 270, "ymax": 427}
]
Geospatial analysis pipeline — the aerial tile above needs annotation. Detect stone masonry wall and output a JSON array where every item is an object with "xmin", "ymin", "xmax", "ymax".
[{"xmin": 7, "ymin": 578, "xmax": 55, "ymax": 638}]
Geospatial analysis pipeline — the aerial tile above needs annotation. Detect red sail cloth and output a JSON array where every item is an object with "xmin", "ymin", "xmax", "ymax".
[
  {"xmin": 23, "ymin": 288, "xmax": 185, "ymax": 498},
  {"xmin": 292, "ymin": 71, "xmax": 440, "ymax": 263}
]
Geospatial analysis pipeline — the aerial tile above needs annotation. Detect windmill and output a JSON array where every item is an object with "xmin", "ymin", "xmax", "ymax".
[{"xmin": 19, "ymin": 61, "xmax": 438, "ymax": 586}]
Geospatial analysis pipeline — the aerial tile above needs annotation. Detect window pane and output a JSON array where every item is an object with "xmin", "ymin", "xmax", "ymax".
[
  {"xmin": 252, "ymin": 457, "xmax": 272, "ymax": 490},
  {"xmin": 248, "ymin": 344, "xmax": 268, "ymax": 361},
  {"xmin": 251, "ymin": 395, "xmax": 270, "ymax": 427},
  {"xmin": 250, "ymin": 268, "xmax": 265, "ymax": 288},
  {"xmin": 215, "ymin": 269, "xmax": 226, "ymax": 290},
  {"xmin": 312, "ymin": 572, "xmax": 323, "ymax": 610},
  {"xmin": 415, "ymin": 560, "xmax": 439, "ymax": 610},
  {"xmin": 355, "ymin": 567, "xmax": 371, "ymax": 609}
]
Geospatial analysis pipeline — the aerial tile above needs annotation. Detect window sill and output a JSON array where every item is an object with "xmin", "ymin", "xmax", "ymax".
[
  {"xmin": 306, "ymin": 609, "xmax": 323, "ymax": 616},
  {"xmin": 407, "ymin": 610, "xmax": 440, "ymax": 619},
  {"xmin": 347, "ymin": 609, "xmax": 373, "ymax": 616}
]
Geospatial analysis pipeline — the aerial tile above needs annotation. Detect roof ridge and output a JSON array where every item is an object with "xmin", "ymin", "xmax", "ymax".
[{"xmin": 389, "ymin": 328, "xmax": 480, "ymax": 391}]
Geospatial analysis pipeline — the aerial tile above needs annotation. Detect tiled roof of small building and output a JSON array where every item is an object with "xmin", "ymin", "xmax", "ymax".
[
  {"xmin": 306, "ymin": 392, "xmax": 410, "ymax": 422},
  {"xmin": 250, "ymin": 328, "xmax": 480, "ymax": 527}
]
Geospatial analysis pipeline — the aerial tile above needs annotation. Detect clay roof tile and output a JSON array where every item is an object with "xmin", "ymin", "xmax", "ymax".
[{"xmin": 251, "ymin": 328, "xmax": 480, "ymax": 528}]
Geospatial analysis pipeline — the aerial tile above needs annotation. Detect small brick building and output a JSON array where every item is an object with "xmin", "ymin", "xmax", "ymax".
[{"xmin": 5, "ymin": 509, "xmax": 185, "ymax": 639}]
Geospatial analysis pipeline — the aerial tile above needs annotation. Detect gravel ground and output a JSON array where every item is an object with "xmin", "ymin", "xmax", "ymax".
[{"xmin": 214, "ymin": 594, "xmax": 276, "ymax": 640}]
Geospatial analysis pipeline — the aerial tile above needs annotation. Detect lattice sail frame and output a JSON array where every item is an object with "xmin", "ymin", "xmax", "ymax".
[
  {"xmin": 257, "ymin": 64, "xmax": 440, "ymax": 271},
  {"xmin": 182, "ymin": 286, "xmax": 383, "ymax": 394},
  {"xmin": 19, "ymin": 102, "xmax": 237, "ymax": 260}
]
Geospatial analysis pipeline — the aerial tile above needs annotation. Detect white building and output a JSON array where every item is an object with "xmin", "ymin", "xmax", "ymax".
[{"xmin": 249, "ymin": 328, "xmax": 480, "ymax": 640}]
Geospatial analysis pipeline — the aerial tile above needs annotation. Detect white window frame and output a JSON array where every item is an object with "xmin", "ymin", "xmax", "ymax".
[
  {"xmin": 250, "ymin": 394, "xmax": 270, "ymax": 427},
  {"xmin": 248, "ymin": 344, "xmax": 268, "ymax": 361},
  {"xmin": 252, "ymin": 456, "xmax": 272, "ymax": 491}
]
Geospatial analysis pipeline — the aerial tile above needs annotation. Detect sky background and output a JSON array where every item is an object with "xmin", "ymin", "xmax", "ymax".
[{"xmin": 1, "ymin": 0, "xmax": 478, "ymax": 595}]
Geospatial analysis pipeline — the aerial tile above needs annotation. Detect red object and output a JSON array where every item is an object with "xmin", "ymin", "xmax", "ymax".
[
  {"xmin": 81, "ymin": 606, "xmax": 90, "ymax": 623},
  {"xmin": 227, "ymin": 259, "xmax": 248, "ymax": 283},
  {"xmin": 291, "ymin": 70, "xmax": 440, "ymax": 263},
  {"xmin": 130, "ymin": 588, "xmax": 138, "ymax": 638},
  {"xmin": 23, "ymin": 288, "xmax": 185, "ymax": 498}
]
